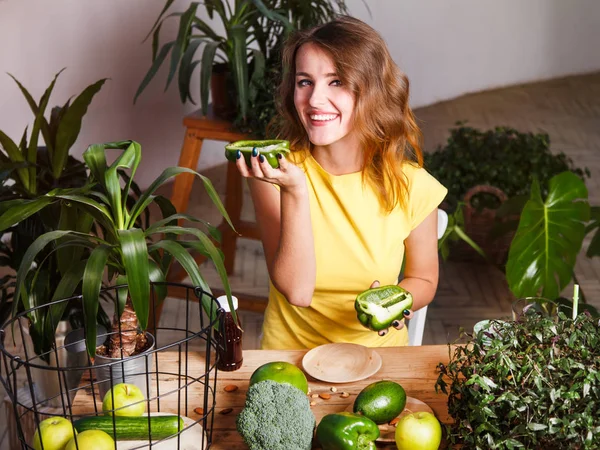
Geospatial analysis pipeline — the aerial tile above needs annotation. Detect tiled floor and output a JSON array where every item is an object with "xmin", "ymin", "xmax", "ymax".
[{"xmin": 2, "ymin": 71, "xmax": 599, "ymax": 448}]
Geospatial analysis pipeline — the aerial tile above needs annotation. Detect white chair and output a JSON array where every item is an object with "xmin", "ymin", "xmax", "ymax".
[{"xmin": 407, "ymin": 209, "xmax": 448, "ymax": 346}]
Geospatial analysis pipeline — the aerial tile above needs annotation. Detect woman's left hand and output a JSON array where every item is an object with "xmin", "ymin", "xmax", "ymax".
[{"xmin": 369, "ymin": 280, "xmax": 414, "ymax": 337}]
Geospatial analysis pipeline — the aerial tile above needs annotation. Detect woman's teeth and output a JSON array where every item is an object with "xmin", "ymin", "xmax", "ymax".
[{"xmin": 310, "ymin": 114, "xmax": 337, "ymax": 121}]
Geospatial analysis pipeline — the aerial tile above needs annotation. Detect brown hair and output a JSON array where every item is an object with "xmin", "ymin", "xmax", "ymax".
[{"xmin": 276, "ymin": 15, "xmax": 423, "ymax": 212}]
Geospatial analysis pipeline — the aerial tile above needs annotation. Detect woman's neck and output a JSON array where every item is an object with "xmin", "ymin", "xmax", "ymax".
[{"xmin": 312, "ymin": 140, "xmax": 363, "ymax": 176}]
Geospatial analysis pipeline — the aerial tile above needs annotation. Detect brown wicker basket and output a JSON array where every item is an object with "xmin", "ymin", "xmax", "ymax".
[{"xmin": 452, "ymin": 185, "xmax": 516, "ymax": 265}]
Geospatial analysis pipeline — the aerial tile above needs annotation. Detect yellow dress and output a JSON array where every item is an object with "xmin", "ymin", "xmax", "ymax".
[{"xmin": 260, "ymin": 151, "xmax": 448, "ymax": 349}]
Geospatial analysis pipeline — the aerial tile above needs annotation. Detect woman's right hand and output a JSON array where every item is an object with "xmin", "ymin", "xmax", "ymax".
[{"xmin": 235, "ymin": 148, "xmax": 306, "ymax": 193}]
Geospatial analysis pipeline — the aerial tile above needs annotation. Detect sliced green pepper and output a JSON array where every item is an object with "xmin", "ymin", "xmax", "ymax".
[
  {"xmin": 224, "ymin": 139, "xmax": 290, "ymax": 169},
  {"xmin": 316, "ymin": 412, "xmax": 380, "ymax": 450},
  {"xmin": 354, "ymin": 285, "xmax": 413, "ymax": 332}
]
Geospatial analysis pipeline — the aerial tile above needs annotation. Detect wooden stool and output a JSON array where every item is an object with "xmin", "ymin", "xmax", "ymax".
[{"xmin": 164, "ymin": 109, "xmax": 268, "ymax": 315}]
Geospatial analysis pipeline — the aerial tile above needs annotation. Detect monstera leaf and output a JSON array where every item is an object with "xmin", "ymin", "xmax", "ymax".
[{"xmin": 506, "ymin": 172, "xmax": 590, "ymax": 299}]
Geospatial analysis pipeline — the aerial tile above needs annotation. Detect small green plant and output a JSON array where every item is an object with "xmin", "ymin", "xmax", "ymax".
[
  {"xmin": 435, "ymin": 312, "xmax": 600, "ymax": 449},
  {"xmin": 424, "ymin": 123, "xmax": 590, "ymax": 210}
]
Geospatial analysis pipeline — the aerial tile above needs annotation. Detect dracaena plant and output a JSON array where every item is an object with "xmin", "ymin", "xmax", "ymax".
[
  {"xmin": 1, "ymin": 140, "xmax": 236, "ymax": 359},
  {"xmin": 0, "ymin": 70, "xmax": 107, "ymax": 358},
  {"xmin": 134, "ymin": 0, "xmax": 354, "ymax": 125}
]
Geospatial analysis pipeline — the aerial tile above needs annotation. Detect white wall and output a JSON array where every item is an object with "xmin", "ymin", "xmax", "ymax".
[{"xmin": 1, "ymin": 0, "xmax": 599, "ymax": 188}]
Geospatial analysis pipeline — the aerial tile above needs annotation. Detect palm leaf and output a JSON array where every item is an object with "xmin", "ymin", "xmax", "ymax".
[
  {"xmin": 506, "ymin": 172, "xmax": 590, "ymax": 299},
  {"xmin": 53, "ymin": 78, "xmax": 107, "ymax": 179},
  {"xmin": 166, "ymin": 2, "xmax": 199, "ymax": 91},
  {"xmin": 118, "ymin": 229, "xmax": 150, "ymax": 331},
  {"xmin": 134, "ymin": 41, "xmax": 176, "ymax": 104},
  {"xmin": 178, "ymin": 38, "xmax": 203, "ymax": 103},
  {"xmin": 229, "ymin": 24, "xmax": 249, "ymax": 119},
  {"xmin": 82, "ymin": 246, "xmax": 110, "ymax": 358},
  {"xmin": 200, "ymin": 41, "xmax": 221, "ymax": 115}
]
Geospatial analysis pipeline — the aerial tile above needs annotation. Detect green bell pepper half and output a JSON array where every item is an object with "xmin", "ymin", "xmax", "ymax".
[
  {"xmin": 316, "ymin": 412, "xmax": 380, "ymax": 450},
  {"xmin": 354, "ymin": 285, "xmax": 413, "ymax": 332},
  {"xmin": 224, "ymin": 139, "xmax": 290, "ymax": 169}
]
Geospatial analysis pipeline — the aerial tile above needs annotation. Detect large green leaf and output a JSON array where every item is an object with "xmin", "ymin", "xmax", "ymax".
[
  {"xmin": 178, "ymin": 38, "xmax": 203, "ymax": 103},
  {"xmin": 134, "ymin": 41, "xmax": 176, "ymax": 104},
  {"xmin": 200, "ymin": 41, "xmax": 220, "ymax": 116},
  {"xmin": 0, "ymin": 129, "xmax": 29, "ymax": 189},
  {"xmin": 128, "ymin": 166, "xmax": 234, "ymax": 231},
  {"xmin": 229, "ymin": 24, "xmax": 249, "ymax": 120},
  {"xmin": 0, "ymin": 197, "xmax": 53, "ymax": 232},
  {"xmin": 150, "ymin": 239, "xmax": 216, "ymax": 323},
  {"xmin": 82, "ymin": 246, "xmax": 110, "ymax": 358},
  {"xmin": 166, "ymin": 2, "xmax": 199, "ymax": 91},
  {"xmin": 53, "ymin": 78, "xmax": 107, "ymax": 179},
  {"xmin": 149, "ymin": 225, "xmax": 236, "ymax": 324},
  {"xmin": 118, "ymin": 229, "xmax": 150, "ymax": 331},
  {"xmin": 143, "ymin": 0, "xmax": 176, "ymax": 42},
  {"xmin": 506, "ymin": 172, "xmax": 590, "ymax": 299}
]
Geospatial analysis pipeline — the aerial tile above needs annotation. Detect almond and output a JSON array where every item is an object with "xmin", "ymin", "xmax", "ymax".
[
  {"xmin": 220, "ymin": 408, "xmax": 233, "ymax": 415},
  {"xmin": 310, "ymin": 401, "xmax": 316, "ymax": 407},
  {"xmin": 194, "ymin": 407, "xmax": 204, "ymax": 415},
  {"xmin": 330, "ymin": 387, "xmax": 338, "ymax": 393},
  {"xmin": 224, "ymin": 384, "xmax": 239, "ymax": 392},
  {"xmin": 389, "ymin": 417, "xmax": 400, "ymax": 426},
  {"xmin": 311, "ymin": 393, "xmax": 319, "ymax": 398},
  {"xmin": 340, "ymin": 392, "xmax": 350, "ymax": 398},
  {"xmin": 319, "ymin": 393, "xmax": 331, "ymax": 400}
]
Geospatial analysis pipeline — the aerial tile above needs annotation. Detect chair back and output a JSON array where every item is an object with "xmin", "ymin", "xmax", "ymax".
[{"xmin": 407, "ymin": 208, "xmax": 449, "ymax": 346}]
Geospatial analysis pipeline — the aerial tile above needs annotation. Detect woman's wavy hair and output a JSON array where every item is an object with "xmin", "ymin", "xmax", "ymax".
[{"xmin": 276, "ymin": 15, "xmax": 423, "ymax": 212}]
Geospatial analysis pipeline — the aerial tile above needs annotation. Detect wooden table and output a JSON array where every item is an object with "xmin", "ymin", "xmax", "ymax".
[{"xmin": 70, "ymin": 345, "xmax": 452, "ymax": 449}]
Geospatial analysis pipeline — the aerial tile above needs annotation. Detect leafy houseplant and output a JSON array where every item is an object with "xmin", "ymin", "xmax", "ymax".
[
  {"xmin": 1, "ymin": 140, "xmax": 236, "ymax": 359},
  {"xmin": 424, "ymin": 123, "xmax": 591, "ymax": 264},
  {"xmin": 435, "ymin": 312, "xmax": 600, "ymax": 449},
  {"xmin": 0, "ymin": 70, "xmax": 107, "ymax": 357},
  {"xmin": 135, "ymin": 0, "xmax": 351, "ymax": 129}
]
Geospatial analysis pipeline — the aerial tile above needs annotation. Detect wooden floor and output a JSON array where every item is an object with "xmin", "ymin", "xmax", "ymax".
[{"xmin": 2, "ymin": 71, "xmax": 599, "ymax": 448}]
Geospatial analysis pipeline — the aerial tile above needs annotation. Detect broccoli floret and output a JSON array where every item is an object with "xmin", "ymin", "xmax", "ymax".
[{"xmin": 236, "ymin": 379, "xmax": 315, "ymax": 450}]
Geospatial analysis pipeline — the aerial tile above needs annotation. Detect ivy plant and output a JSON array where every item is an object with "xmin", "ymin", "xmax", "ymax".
[{"xmin": 436, "ymin": 313, "xmax": 600, "ymax": 449}]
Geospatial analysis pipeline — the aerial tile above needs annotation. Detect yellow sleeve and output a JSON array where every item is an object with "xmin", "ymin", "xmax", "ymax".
[{"xmin": 404, "ymin": 163, "xmax": 448, "ymax": 230}]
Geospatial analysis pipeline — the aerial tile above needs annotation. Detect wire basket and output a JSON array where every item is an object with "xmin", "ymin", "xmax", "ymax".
[{"xmin": 0, "ymin": 282, "xmax": 223, "ymax": 450}]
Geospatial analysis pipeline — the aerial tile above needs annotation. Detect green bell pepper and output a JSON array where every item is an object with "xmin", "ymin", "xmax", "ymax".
[
  {"xmin": 354, "ymin": 285, "xmax": 413, "ymax": 332},
  {"xmin": 316, "ymin": 412, "xmax": 380, "ymax": 450},
  {"xmin": 224, "ymin": 139, "xmax": 290, "ymax": 169}
]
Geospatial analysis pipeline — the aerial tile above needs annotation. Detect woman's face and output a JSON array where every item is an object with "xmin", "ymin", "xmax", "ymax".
[{"xmin": 293, "ymin": 43, "xmax": 357, "ymax": 149}]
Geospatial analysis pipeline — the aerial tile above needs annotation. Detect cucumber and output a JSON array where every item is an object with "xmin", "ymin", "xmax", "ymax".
[
  {"xmin": 73, "ymin": 415, "xmax": 184, "ymax": 440},
  {"xmin": 224, "ymin": 139, "xmax": 290, "ymax": 168}
]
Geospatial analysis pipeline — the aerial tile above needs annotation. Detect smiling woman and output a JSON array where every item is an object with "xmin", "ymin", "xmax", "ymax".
[{"xmin": 233, "ymin": 15, "xmax": 447, "ymax": 350}]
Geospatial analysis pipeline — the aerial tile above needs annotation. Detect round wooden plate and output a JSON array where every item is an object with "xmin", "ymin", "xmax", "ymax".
[
  {"xmin": 345, "ymin": 397, "xmax": 434, "ymax": 442},
  {"xmin": 117, "ymin": 412, "xmax": 205, "ymax": 450},
  {"xmin": 302, "ymin": 343, "xmax": 382, "ymax": 383}
]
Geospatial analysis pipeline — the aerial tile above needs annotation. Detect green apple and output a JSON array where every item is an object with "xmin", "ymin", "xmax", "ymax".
[
  {"xmin": 33, "ymin": 416, "xmax": 76, "ymax": 450},
  {"xmin": 249, "ymin": 361, "xmax": 309, "ymax": 394},
  {"xmin": 102, "ymin": 382, "xmax": 146, "ymax": 417},
  {"xmin": 65, "ymin": 430, "xmax": 114, "ymax": 450},
  {"xmin": 395, "ymin": 411, "xmax": 442, "ymax": 450}
]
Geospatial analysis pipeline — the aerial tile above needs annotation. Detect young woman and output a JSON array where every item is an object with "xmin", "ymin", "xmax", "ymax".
[{"xmin": 235, "ymin": 15, "xmax": 447, "ymax": 349}]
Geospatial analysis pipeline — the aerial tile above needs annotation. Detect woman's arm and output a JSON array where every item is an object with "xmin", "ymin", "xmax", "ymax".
[
  {"xmin": 399, "ymin": 208, "xmax": 440, "ymax": 311},
  {"xmin": 238, "ymin": 152, "xmax": 316, "ymax": 307}
]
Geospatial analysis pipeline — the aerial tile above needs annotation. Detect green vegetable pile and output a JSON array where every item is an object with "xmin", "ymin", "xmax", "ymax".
[
  {"xmin": 435, "ymin": 312, "xmax": 600, "ymax": 449},
  {"xmin": 236, "ymin": 379, "xmax": 315, "ymax": 450}
]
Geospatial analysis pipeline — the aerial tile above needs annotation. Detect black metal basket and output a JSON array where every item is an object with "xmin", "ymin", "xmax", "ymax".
[{"xmin": 0, "ymin": 282, "xmax": 223, "ymax": 450}]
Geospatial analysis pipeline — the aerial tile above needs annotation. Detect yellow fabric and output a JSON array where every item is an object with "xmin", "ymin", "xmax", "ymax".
[{"xmin": 260, "ymin": 151, "xmax": 448, "ymax": 349}]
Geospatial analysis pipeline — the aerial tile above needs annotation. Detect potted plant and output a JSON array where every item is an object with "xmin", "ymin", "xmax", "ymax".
[
  {"xmin": 435, "ymin": 311, "xmax": 600, "ymax": 449},
  {"xmin": 0, "ymin": 71, "xmax": 111, "ymax": 405},
  {"xmin": 424, "ymin": 123, "xmax": 590, "ymax": 264},
  {"xmin": 134, "ymin": 0, "xmax": 353, "ymax": 127},
  {"xmin": 0, "ymin": 140, "xmax": 236, "ymax": 396}
]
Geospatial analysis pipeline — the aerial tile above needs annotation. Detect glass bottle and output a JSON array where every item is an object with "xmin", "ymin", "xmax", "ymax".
[{"xmin": 215, "ymin": 295, "xmax": 243, "ymax": 371}]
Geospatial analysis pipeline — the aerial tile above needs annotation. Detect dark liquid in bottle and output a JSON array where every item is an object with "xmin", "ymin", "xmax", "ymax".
[{"xmin": 216, "ymin": 312, "xmax": 243, "ymax": 371}]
